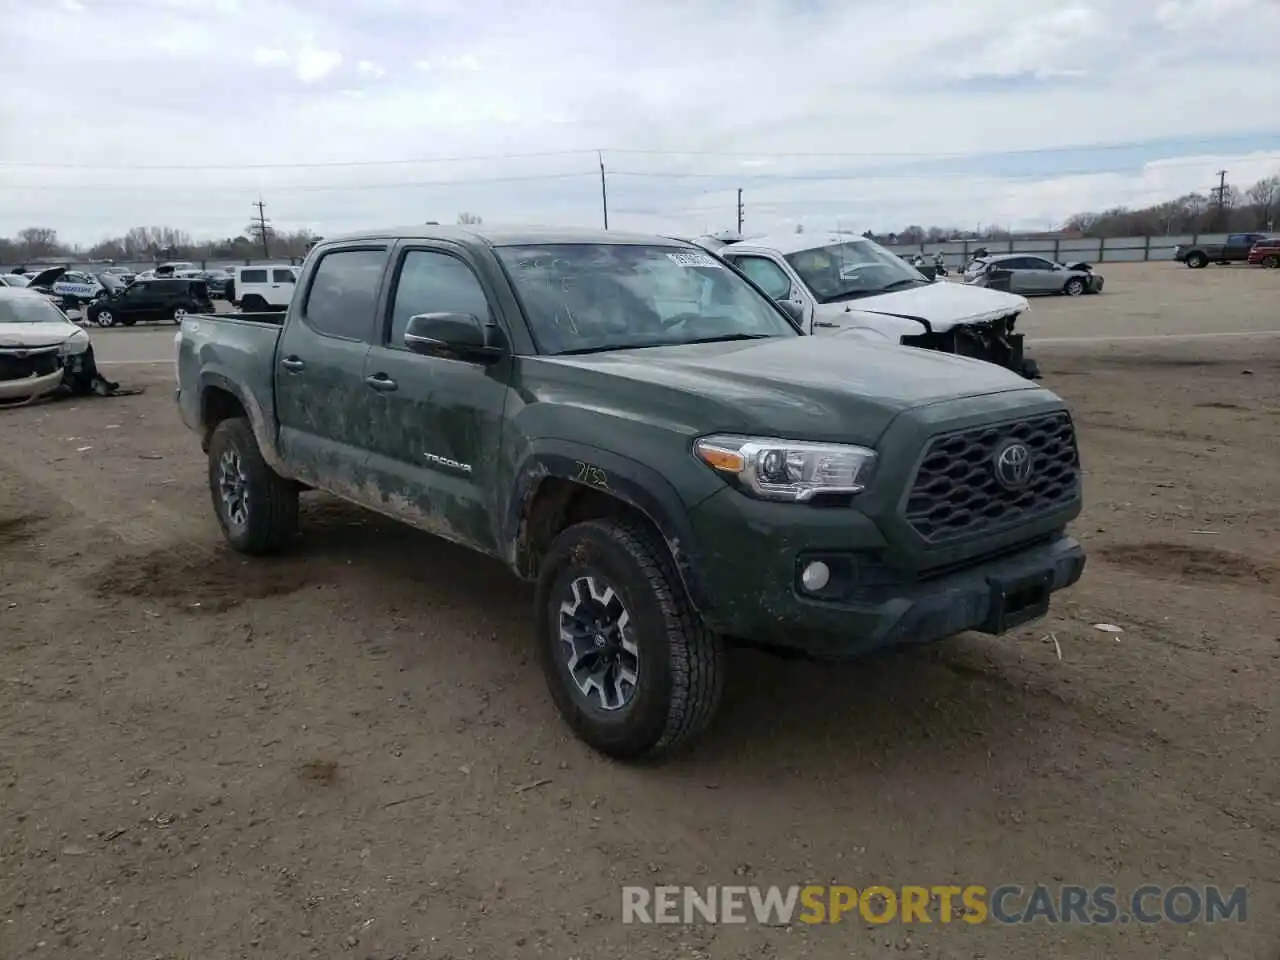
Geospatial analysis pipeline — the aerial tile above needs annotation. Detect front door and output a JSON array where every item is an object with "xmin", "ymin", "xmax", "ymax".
[
  {"xmin": 117, "ymin": 283, "xmax": 162, "ymax": 322},
  {"xmin": 275, "ymin": 244, "xmax": 389, "ymax": 490},
  {"xmin": 269, "ymin": 267, "xmax": 297, "ymax": 308},
  {"xmin": 1019, "ymin": 256, "xmax": 1064, "ymax": 293},
  {"xmin": 360, "ymin": 243, "xmax": 513, "ymax": 555},
  {"xmin": 724, "ymin": 253, "xmax": 814, "ymax": 331}
]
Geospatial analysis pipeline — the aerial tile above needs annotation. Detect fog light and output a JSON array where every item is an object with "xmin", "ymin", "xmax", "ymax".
[{"xmin": 800, "ymin": 560, "xmax": 830, "ymax": 592}]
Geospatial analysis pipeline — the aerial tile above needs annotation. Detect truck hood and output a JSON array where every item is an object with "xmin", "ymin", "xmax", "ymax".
[
  {"xmin": 531, "ymin": 334, "xmax": 1039, "ymax": 445},
  {"xmin": 814, "ymin": 281, "xmax": 1029, "ymax": 335}
]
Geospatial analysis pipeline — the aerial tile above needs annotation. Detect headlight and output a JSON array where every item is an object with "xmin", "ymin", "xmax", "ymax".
[{"xmin": 694, "ymin": 434, "xmax": 877, "ymax": 502}]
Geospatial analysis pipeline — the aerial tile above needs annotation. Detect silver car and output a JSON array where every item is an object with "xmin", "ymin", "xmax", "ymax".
[{"xmin": 964, "ymin": 253, "xmax": 1104, "ymax": 297}]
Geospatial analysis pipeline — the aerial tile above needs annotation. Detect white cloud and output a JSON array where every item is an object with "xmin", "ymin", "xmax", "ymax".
[
  {"xmin": 0, "ymin": 0, "xmax": 1277, "ymax": 244},
  {"xmin": 293, "ymin": 41, "xmax": 342, "ymax": 83}
]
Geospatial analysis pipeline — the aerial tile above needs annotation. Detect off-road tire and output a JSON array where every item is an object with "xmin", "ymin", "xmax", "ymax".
[
  {"xmin": 240, "ymin": 295, "xmax": 268, "ymax": 313},
  {"xmin": 1063, "ymin": 277, "xmax": 1085, "ymax": 296},
  {"xmin": 535, "ymin": 518, "xmax": 725, "ymax": 760},
  {"xmin": 207, "ymin": 417, "xmax": 299, "ymax": 555},
  {"xmin": 1185, "ymin": 251, "xmax": 1209, "ymax": 269}
]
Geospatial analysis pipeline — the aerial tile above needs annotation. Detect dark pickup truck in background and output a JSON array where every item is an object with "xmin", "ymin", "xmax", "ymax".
[
  {"xmin": 174, "ymin": 225, "xmax": 1087, "ymax": 759},
  {"xmin": 1174, "ymin": 232, "xmax": 1274, "ymax": 268}
]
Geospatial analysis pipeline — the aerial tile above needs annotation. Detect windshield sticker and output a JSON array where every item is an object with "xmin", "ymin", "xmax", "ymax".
[{"xmin": 666, "ymin": 251, "xmax": 722, "ymax": 269}]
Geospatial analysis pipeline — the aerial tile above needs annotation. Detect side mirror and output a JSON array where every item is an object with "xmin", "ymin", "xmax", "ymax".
[
  {"xmin": 404, "ymin": 312, "xmax": 504, "ymax": 360},
  {"xmin": 774, "ymin": 299, "xmax": 804, "ymax": 325}
]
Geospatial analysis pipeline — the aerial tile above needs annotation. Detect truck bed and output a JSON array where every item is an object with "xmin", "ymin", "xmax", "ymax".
[{"xmin": 175, "ymin": 311, "xmax": 285, "ymax": 448}]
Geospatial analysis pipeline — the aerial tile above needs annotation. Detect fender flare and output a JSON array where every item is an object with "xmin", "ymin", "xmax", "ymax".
[
  {"xmin": 502, "ymin": 440, "xmax": 710, "ymax": 611},
  {"xmin": 196, "ymin": 371, "xmax": 289, "ymax": 474}
]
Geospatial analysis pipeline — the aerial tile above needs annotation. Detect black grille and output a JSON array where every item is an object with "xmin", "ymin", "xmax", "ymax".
[
  {"xmin": 905, "ymin": 412, "xmax": 1079, "ymax": 543},
  {"xmin": 0, "ymin": 350, "xmax": 60, "ymax": 383}
]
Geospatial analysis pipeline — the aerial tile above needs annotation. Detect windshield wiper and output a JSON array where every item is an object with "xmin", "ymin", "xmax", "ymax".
[{"xmin": 875, "ymin": 278, "xmax": 930, "ymax": 293}]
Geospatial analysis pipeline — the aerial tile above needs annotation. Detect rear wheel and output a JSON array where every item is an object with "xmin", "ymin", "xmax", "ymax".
[
  {"xmin": 535, "ymin": 518, "xmax": 725, "ymax": 760},
  {"xmin": 1185, "ymin": 251, "xmax": 1209, "ymax": 269},
  {"xmin": 171, "ymin": 306, "xmax": 189, "ymax": 323},
  {"xmin": 1262, "ymin": 254, "xmax": 1280, "ymax": 269},
  {"xmin": 1063, "ymin": 277, "xmax": 1086, "ymax": 297},
  {"xmin": 240, "ymin": 295, "xmax": 268, "ymax": 313},
  {"xmin": 207, "ymin": 417, "xmax": 299, "ymax": 554}
]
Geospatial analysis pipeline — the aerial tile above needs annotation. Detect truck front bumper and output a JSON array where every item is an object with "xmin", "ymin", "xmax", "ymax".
[{"xmin": 689, "ymin": 494, "xmax": 1086, "ymax": 659}]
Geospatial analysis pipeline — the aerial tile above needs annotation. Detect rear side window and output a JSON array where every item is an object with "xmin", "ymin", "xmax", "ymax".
[
  {"xmin": 272, "ymin": 269, "xmax": 296, "ymax": 283},
  {"xmin": 303, "ymin": 248, "xmax": 388, "ymax": 340},
  {"xmin": 240, "ymin": 268, "xmax": 268, "ymax": 284}
]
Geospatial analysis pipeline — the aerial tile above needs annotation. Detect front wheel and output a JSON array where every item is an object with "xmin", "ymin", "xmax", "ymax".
[
  {"xmin": 1063, "ymin": 277, "xmax": 1086, "ymax": 296},
  {"xmin": 1262, "ymin": 254, "xmax": 1280, "ymax": 269},
  {"xmin": 534, "ymin": 518, "xmax": 725, "ymax": 760},
  {"xmin": 171, "ymin": 306, "xmax": 188, "ymax": 323},
  {"xmin": 94, "ymin": 310, "xmax": 116, "ymax": 328},
  {"xmin": 207, "ymin": 417, "xmax": 299, "ymax": 555}
]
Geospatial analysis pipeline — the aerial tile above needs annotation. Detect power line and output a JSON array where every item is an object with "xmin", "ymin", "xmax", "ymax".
[
  {"xmin": 7, "ymin": 160, "xmax": 1271, "ymax": 195},
  {"xmin": 1, "ymin": 133, "xmax": 1275, "ymax": 171}
]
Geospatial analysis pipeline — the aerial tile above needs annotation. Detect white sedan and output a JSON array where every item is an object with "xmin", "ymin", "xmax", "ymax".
[{"xmin": 0, "ymin": 287, "xmax": 100, "ymax": 403}]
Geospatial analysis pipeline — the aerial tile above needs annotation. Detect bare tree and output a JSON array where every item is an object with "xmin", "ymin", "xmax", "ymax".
[
  {"xmin": 1245, "ymin": 176, "xmax": 1280, "ymax": 229},
  {"xmin": 456, "ymin": 212, "xmax": 483, "ymax": 225},
  {"xmin": 16, "ymin": 227, "xmax": 62, "ymax": 258}
]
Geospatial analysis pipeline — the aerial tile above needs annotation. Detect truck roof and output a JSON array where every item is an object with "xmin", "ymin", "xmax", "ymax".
[
  {"xmin": 318, "ymin": 224, "xmax": 692, "ymax": 249},
  {"xmin": 723, "ymin": 233, "xmax": 875, "ymax": 256}
]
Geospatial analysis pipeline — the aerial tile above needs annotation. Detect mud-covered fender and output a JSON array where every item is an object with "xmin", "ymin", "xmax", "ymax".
[
  {"xmin": 197, "ymin": 370, "xmax": 288, "ymax": 474},
  {"xmin": 502, "ymin": 440, "xmax": 710, "ymax": 611}
]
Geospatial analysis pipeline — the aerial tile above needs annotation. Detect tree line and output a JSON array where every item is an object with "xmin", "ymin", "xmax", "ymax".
[
  {"xmin": 0, "ymin": 212, "xmax": 486, "ymax": 266},
  {"xmin": 862, "ymin": 172, "xmax": 1280, "ymax": 246}
]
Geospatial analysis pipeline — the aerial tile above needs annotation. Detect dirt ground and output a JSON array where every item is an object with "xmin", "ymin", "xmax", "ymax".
[{"xmin": 1, "ymin": 263, "xmax": 1277, "ymax": 959}]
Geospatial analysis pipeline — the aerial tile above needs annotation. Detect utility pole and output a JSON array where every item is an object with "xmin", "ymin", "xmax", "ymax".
[
  {"xmin": 598, "ymin": 151, "xmax": 609, "ymax": 230},
  {"xmin": 1211, "ymin": 170, "xmax": 1228, "ymax": 228},
  {"xmin": 252, "ymin": 197, "xmax": 271, "ymax": 258},
  {"xmin": 736, "ymin": 189, "xmax": 744, "ymax": 234}
]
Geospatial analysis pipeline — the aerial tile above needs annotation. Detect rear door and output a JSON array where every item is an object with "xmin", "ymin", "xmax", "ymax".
[
  {"xmin": 359, "ymin": 242, "xmax": 514, "ymax": 553},
  {"xmin": 274, "ymin": 244, "xmax": 389, "ymax": 490}
]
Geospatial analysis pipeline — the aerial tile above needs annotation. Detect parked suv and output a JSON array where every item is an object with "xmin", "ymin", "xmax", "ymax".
[
  {"xmin": 234, "ymin": 264, "xmax": 298, "ymax": 312},
  {"xmin": 86, "ymin": 277, "xmax": 212, "ymax": 327}
]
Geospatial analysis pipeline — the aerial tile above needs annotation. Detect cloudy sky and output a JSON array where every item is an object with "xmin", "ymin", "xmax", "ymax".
[{"xmin": 1, "ymin": 0, "xmax": 1278, "ymax": 245}]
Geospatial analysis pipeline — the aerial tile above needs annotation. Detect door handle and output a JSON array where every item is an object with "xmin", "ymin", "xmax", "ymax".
[
  {"xmin": 280, "ymin": 356, "xmax": 305, "ymax": 372},
  {"xmin": 365, "ymin": 373, "xmax": 397, "ymax": 392}
]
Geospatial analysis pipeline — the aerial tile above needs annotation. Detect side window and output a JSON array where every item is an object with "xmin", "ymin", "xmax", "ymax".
[
  {"xmin": 1000, "ymin": 258, "xmax": 1030, "ymax": 270},
  {"xmin": 240, "ymin": 268, "xmax": 268, "ymax": 284},
  {"xmin": 386, "ymin": 250, "xmax": 491, "ymax": 348},
  {"xmin": 272, "ymin": 268, "xmax": 296, "ymax": 283},
  {"xmin": 1024, "ymin": 257, "xmax": 1054, "ymax": 270},
  {"xmin": 732, "ymin": 256, "xmax": 792, "ymax": 299},
  {"xmin": 303, "ymin": 248, "xmax": 388, "ymax": 340}
]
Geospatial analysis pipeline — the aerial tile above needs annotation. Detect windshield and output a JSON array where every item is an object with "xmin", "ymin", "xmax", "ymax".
[
  {"xmin": 2, "ymin": 275, "xmax": 31, "ymax": 287},
  {"xmin": 0, "ymin": 295, "xmax": 69, "ymax": 324},
  {"xmin": 783, "ymin": 238, "xmax": 930, "ymax": 303},
  {"xmin": 496, "ymin": 243, "xmax": 799, "ymax": 355}
]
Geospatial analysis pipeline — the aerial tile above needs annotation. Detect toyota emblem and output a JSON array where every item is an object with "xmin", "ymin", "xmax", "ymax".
[{"xmin": 993, "ymin": 439, "xmax": 1034, "ymax": 489}]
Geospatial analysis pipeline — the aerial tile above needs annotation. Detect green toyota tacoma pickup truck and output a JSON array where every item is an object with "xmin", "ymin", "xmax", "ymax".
[{"xmin": 175, "ymin": 226, "xmax": 1086, "ymax": 759}]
